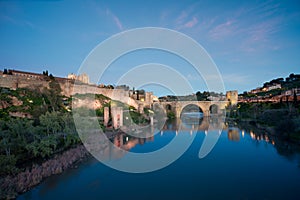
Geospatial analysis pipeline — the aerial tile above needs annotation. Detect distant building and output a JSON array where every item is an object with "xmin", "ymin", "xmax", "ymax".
[
  {"xmin": 6, "ymin": 69, "xmax": 45, "ymax": 80},
  {"xmin": 67, "ymin": 73, "xmax": 89, "ymax": 84},
  {"xmin": 226, "ymin": 90, "xmax": 238, "ymax": 105},
  {"xmin": 152, "ymin": 95, "xmax": 159, "ymax": 102},
  {"xmin": 250, "ymin": 87, "xmax": 262, "ymax": 94},
  {"xmin": 67, "ymin": 73, "xmax": 76, "ymax": 80},
  {"xmin": 266, "ymin": 83, "xmax": 281, "ymax": 91},
  {"xmin": 282, "ymin": 88, "xmax": 300, "ymax": 96}
]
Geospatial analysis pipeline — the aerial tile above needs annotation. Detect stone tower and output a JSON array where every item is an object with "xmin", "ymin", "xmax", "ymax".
[{"xmin": 226, "ymin": 90, "xmax": 238, "ymax": 105}]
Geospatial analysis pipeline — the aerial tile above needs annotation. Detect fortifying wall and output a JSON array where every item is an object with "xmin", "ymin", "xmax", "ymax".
[
  {"xmin": 0, "ymin": 75, "xmax": 48, "ymax": 90},
  {"xmin": 0, "ymin": 75, "xmax": 140, "ymax": 109}
]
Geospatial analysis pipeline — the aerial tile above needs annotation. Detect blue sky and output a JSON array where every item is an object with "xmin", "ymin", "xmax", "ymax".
[{"xmin": 1, "ymin": 0, "xmax": 300, "ymax": 96}]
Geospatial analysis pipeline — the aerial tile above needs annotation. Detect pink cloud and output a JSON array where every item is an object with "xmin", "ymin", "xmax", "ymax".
[
  {"xmin": 184, "ymin": 17, "xmax": 198, "ymax": 28},
  {"xmin": 106, "ymin": 8, "xmax": 123, "ymax": 31},
  {"xmin": 209, "ymin": 20, "xmax": 237, "ymax": 40},
  {"xmin": 172, "ymin": 3, "xmax": 200, "ymax": 30},
  {"xmin": 175, "ymin": 11, "xmax": 188, "ymax": 25}
]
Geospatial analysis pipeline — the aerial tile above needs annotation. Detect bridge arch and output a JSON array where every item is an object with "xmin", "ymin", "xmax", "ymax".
[
  {"xmin": 159, "ymin": 101, "xmax": 228, "ymax": 118},
  {"xmin": 179, "ymin": 103, "xmax": 204, "ymax": 118},
  {"xmin": 209, "ymin": 104, "xmax": 219, "ymax": 115},
  {"xmin": 165, "ymin": 104, "xmax": 172, "ymax": 111}
]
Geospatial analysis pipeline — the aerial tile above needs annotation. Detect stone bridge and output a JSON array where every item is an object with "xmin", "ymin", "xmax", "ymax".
[{"xmin": 159, "ymin": 101, "xmax": 229, "ymax": 118}]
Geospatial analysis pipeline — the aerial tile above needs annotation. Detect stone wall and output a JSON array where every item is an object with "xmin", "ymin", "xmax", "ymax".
[
  {"xmin": 0, "ymin": 75, "xmax": 141, "ymax": 109},
  {"xmin": 0, "ymin": 75, "xmax": 48, "ymax": 90},
  {"xmin": 226, "ymin": 90, "xmax": 238, "ymax": 105}
]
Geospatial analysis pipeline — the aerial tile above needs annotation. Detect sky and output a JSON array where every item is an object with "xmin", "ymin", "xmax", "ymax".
[{"xmin": 0, "ymin": 0, "xmax": 300, "ymax": 96}]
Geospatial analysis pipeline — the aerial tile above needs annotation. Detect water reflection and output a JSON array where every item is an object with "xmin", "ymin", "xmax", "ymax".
[
  {"xmin": 80, "ymin": 116, "xmax": 226, "ymax": 161},
  {"xmin": 18, "ymin": 117, "xmax": 300, "ymax": 200},
  {"xmin": 164, "ymin": 116, "xmax": 226, "ymax": 131},
  {"xmin": 238, "ymin": 124, "xmax": 300, "ymax": 162},
  {"xmin": 228, "ymin": 128, "xmax": 240, "ymax": 141},
  {"xmin": 79, "ymin": 115, "xmax": 300, "ymax": 167}
]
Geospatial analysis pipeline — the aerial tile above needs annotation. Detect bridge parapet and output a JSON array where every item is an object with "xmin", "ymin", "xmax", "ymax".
[{"xmin": 159, "ymin": 101, "xmax": 229, "ymax": 118}]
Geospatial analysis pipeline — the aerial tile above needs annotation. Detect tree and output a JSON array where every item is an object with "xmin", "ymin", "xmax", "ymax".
[
  {"xmin": 26, "ymin": 135, "xmax": 58, "ymax": 158},
  {"xmin": 294, "ymin": 90, "xmax": 298, "ymax": 107},
  {"xmin": 44, "ymin": 79, "xmax": 63, "ymax": 112},
  {"xmin": 136, "ymin": 90, "xmax": 139, "ymax": 100},
  {"xmin": 3, "ymin": 68, "xmax": 8, "ymax": 74},
  {"xmin": 49, "ymin": 73, "xmax": 54, "ymax": 79},
  {"xmin": 0, "ymin": 129, "xmax": 12, "ymax": 156},
  {"xmin": 196, "ymin": 91, "xmax": 210, "ymax": 101},
  {"xmin": 39, "ymin": 111, "xmax": 62, "ymax": 135},
  {"xmin": 42, "ymin": 70, "xmax": 49, "ymax": 76}
]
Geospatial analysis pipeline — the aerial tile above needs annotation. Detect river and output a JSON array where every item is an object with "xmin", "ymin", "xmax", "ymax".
[{"xmin": 18, "ymin": 117, "xmax": 300, "ymax": 200}]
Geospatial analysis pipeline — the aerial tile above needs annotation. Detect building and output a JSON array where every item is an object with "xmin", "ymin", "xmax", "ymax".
[
  {"xmin": 250, "ymin": 87, "xmax": 262, "ymax": 94},
  {"xmin": 6, "ymin": 69, "xmax": 45, "ymax": 80},
  {"xmin": 226, "ymin": 90, "xmax": 238, "ymax": 105},
  {"xmin": 67, "ymin": 73, "xmax": 89, "ymax": 84},
  {"xmin": 282, "ymin": 88, "xmax": 300, "ymax": 96},
  {"xmin": 67, "ymin": 73, "xmax": 76, "ymax": 80},
  {"xmin": 266, "ymin": 83, "xmax": 281, "ymax": 91}
]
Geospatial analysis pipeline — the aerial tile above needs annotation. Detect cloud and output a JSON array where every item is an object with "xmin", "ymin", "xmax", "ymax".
[
  {"xmin": 172, "ymin": 3, "xmax": 201, "ymax": 30},
  {"xmin": 175, "ymin": 10, "xmax": 188, "ymax": 25},
  {"xmin": 247, "ymin": 17, "xmax": 282, "ymax": 42},
  {"xmin": 208, "ymin": 20, "xmax": 237, "ymax": 40},
  {"xmin": 105, "ymin": 8, "xmax": 123, "ymax": 31},
  {"xmin": 184, "ymin": 17, "xmax": 198, "ymax": 28},
  {"xmin": 0, "ymin": 13, "xmax": 35, "ymax": 29},
  {"xmin": 235, "ymin": 1, "xmax": 284, "ymax": 52},
  {"xmin": 207, "ymin": 1, "xmax": 284, "ymax": 54}
]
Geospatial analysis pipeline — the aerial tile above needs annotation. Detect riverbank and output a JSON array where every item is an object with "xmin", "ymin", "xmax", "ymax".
[
  {"xmin": 0, "ymin": 145, "xmax": 90, "ymax": 199},
  {"xmin": 226, "ymin": 117, "xmax": 300, "ymax": 146},
  {"xmin": 227, "ymin": 101, "xmax": 300, "ymax": 142}
]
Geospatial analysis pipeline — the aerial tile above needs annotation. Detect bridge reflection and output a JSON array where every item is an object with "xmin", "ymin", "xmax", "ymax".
[
  {"xmin": 80, "ymin": 116, "xmax": 228, "ymax": 161},
  {"xmin": 80, "ymin": 119, "xmax": 300, "ymax": 166},
  {"xmin": 163, "ymin": 116, "xmax": 226, "ymax": 131}
]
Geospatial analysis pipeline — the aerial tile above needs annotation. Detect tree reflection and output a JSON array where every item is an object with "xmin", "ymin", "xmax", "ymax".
[{"xmin": 237, "ymin": 122, "xmax": 300, "ymax": 163}]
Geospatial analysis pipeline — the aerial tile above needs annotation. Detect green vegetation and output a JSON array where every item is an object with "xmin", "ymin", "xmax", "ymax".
[
  {"xmin": 0, "ymin": 84, "xmax": 149, "ymax": 176},
  {"xmin": 242, "ymin": 89, "xmax": 283, "ymax": 99},
  {"xmin": 167, "ymin": 111, "xmax": 175, "ymax": 119},
  {"xmin": 0, "ymin": 82, "xmax": 83, "ymax": 175},
  {"xmin": 129, "ymin": 111, "xmax": 149, "ymax": 124},
  {"xmin": 0, "ymin": 112, "xmax": 80, "ymax": 175},
  {"xmin": 264, "ymin": 73, "xmax": 300, "ymax": 90},
  {"xmin": 227, "ymin": 101, "xmax": 300, "ymax": 141},
  {"xmin": 240, "ymin": 73, "xmax": 300, "ymax": 100},
  {"xmin": 0, "ymin": 77, "xmax": 66, "ymax": 121},
  {"xmin": 158, "ymin": 91, "xmax": 224, "ymax": 102}
]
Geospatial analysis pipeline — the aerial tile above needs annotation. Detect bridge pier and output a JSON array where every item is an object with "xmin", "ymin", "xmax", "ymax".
[
  {"xmin": 203, "ymin": 109, "xmax": 210, "ymax": 117},
  {"xmin": 111, "ymin": 107, "xmax": 123, "ymax": 129},
  {"xmin": 104, "ymin": 107, "xmax": 109, "ymax": 126}
]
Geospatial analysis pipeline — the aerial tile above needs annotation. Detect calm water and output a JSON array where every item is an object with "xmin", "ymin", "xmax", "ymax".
[{"xmin": 19, "ymin": 118, "xmax": 300, "ymax": 200}]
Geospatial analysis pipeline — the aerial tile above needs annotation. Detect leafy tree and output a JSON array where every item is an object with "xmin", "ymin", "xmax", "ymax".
[
  {"xmin": 26, "ymin": 135, "xmax": 58, "ymax": 158},
  {"xmin": 49, "ymin": 73, "xmax": 54, "ymax": 79},
  {"xmin": 294, "ymin": 90, "xmax": 297, "ymax": 106},
  {"xmin": 42, "ymin": 70, "xmax": 49, "ymax": 76},
  {"xmin": 196, "ymin": 91, "xmax": 210, "ymax": 101},
  {"xmin": 0, "ymin": 129, "xmax": 12, "ymax": 156},
  {"xmin": 43, "ymin": 79, "xmax": 63, "ymax": 112},
  {"xmin": 0, "ymin": 155, "xmax": 18, "ymax": 175},
  {"xmin": 39, "ymin": 111, "xmax": 62, "ymax": 135}
]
